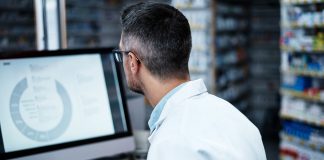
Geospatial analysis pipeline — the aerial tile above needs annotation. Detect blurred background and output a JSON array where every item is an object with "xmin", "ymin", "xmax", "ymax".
[{"xmin": 1, "ymin": 0, "xmax": 324, "ymax": 159}]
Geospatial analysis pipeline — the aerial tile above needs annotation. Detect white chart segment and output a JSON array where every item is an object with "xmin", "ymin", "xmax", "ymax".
[{"xmin": 0, "ymin": 54, "xmax": 115, "ymax": 152}]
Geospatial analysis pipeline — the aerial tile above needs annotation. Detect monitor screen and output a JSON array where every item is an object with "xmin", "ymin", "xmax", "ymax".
[{"xmin": 0, "ymin": 49, "xmax": 133, "ymax": 159}]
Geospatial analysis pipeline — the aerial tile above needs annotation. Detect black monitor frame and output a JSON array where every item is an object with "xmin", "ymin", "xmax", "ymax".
[{"xmin": 0, "ymin": 48, "xmax": 133, "ymax": 159}]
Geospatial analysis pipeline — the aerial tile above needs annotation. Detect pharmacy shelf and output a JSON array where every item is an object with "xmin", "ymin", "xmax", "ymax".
[
  {"xmin": 0, "ymin": 20, "xmax": 34, "ymax": 25},
  {"xmin": 66, "ymin": 0, "xmax": 122, "ymax": 49},
  {"xmin": 280, "ymin": 88, "xmax": 323, "ymax": 103},
  {"xmin": 68, "ymin": 32, "xmax": 100, "ymax": 37},
  {"xmin": 280, "ymin": 114, "xmax": 324, "ymax": 128},
  {"xmin": 217, "ymin": 76, "xmax": 247, "ymax": 91},
  {"xmin": 282, "ymin": 23, "xmax": 324, "ymax": 29},
  {"xmin": 217, "ymin": 13, "xmax": 247, "ymax": 18},
  {"xmin": 190, "ymin": 26, "xmax": 208, "ymax": 31},
  {"xmin": 281, "ymin": 0, "xmax": 324, "ymax": 5},
  {"xmin": 191, "ymin": 46, "xmax": 209, "ymax": 52},
  {"xmin": 214, "ymin": 1, "xmax": 250, "ymax": 110},
  {"xmin": 0, "ymin": 1, "xmax": 36, "ymax": 52},
  {"xmin": 281, "ymin": 46, "xmax": 324, "ymax": 54},
  {"xmin": 0, "ymin": 45, "xmax": 34, "ymax": 51},
  {"xmin": 217, "ymin": 28, "xmax": 249, "ymax": 33},
  {"xmin": 0, "ymin": 32, "xmax": 35, "ymax": 37},
  {"xmin": 282, "ymin": 69, "xmax": 324, "ymax": 78},
  {"xmin": 230, "ymin": 90, "xmax": 249, "ymax": 104},
  {"xmin": 217, "ymin": 43, "xmax": 247, "ymax": 51},
  {"xmin": 66, "ymin": 3, "xmax": 121, "ymax": 11},
  {"xmin": 217, "ymin": 59, "xmax": 248, "ymax": 70},
  {"xmin": 189, "ymin": 68, "xmax": 210, "ymax": 74},
  {"xmin": 280, "ymin": 132, "xmax": 324, "ymax": 152},
  {"xmin": 280, "ymin": 0, "xmax": 324, "ymax": 157},
  {"xmin": 218, "ymin": 83, "xmax": 249, "ymax": 103},
  {"xmin": 0, "ymin": 5, "xmax": 34, "ymax": 12},
  {"xmin": 172, "ymin": 0, "xmax": 215, "ymax": 93}
]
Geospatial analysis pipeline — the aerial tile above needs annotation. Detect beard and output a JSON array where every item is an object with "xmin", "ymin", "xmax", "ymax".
[{"xmin": 126, "ymin": 74, "xmax": 144, "ymax": 95}]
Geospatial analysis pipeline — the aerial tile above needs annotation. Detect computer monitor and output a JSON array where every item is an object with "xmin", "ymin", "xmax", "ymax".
[{"xmin": 0, "ymin": 48, "xmax": 135, "ymax": 160}]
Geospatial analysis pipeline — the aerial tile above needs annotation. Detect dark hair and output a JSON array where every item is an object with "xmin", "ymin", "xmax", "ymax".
[{"xmin": 120, "ymin": 2, "xmax": 191, "ymax": 80}]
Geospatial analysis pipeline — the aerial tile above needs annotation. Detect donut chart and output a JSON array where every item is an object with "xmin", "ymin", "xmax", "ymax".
[{"xmin": 9, "ymin": 78, "xmax": 72, "ymax": 142}]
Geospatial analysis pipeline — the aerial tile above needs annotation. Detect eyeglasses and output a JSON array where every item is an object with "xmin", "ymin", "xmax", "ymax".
[
  {"xmin": 113, "ymin": 48, "xmax": 141, "ymax": 63},
  {"xmin": 113, "ymin": 49, "xmax": 131, "ymax": 62}
]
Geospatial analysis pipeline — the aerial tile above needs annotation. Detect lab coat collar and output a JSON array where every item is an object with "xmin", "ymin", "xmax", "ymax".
[
  {"xmin": 148, "ymin": 82, "xmax": 187, "ymax": 133},
  {"xmin": 148, "ymin": 79, "xmax": 207, "ymax": 143}
]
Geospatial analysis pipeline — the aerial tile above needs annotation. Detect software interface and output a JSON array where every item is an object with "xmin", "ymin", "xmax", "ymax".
[{"xmin": 0, "ymin": 54, "xmax": 116, "ymax": 153}]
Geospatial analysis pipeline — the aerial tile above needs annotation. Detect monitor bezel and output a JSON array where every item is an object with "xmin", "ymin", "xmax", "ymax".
[{"xmin": 0, "ymin": 48, "xmax": 133, "ymax": 159}]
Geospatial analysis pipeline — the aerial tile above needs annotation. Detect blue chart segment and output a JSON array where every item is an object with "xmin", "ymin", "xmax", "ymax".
[{"xmin": 9, "ymin": 78, "xmax": 72, "ymax": 142}]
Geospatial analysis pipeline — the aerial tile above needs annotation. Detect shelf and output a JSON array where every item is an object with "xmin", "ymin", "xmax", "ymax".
[
  {"xmin": 280, "ymin": 88, "xmax": 323, "ymax": 103},
  {"xmin": 217, "ymin": 43, "xmax": 247, "ymax": 51},
  {"xmin": 67, "ymin": 18, "xmax": 100, "ymax": 23},
  {"xmin": 282, "ymin": 69, "xmax": 324, "ymax": 78},
  {"xmin": 280, "ymin": 132, "xmax": 324, "ymax": 152},
  {"xmin": 280, "ymin": 114, "xmax": 324, "ymax": 128},
  {"xmin": 0, "ymin": 33, "xmax": 35, "ymax": 37},
  {"xmin": 217, "ymin": 28, "xmax": 249, "ymax": 33},
  {"xmin": 66, "ymin": 3, "xmax": 121, "ymax": 10},
  {"xmin": 280, "ymin": 0, "xmax": 324, "ymax": 156},
  {"xmin": 217, "ymin": 76, "xmax": 247, "ymax": 91},
  {"xmin": 68, "ymin": 32, "xmax": 99, "ymax": 37},
  {"xmin": 191, "ymin": 46, "xmax": 208, "ymax": 53},
  {"xmin": 217, "ymin": 12, "xmax": 247, "ymax": 18},
  {"xmin": 0, "ymin": 45, "xmax": 35, "ymax": 51},
  {"xmin": 189, "ymin": 68, "xmax": 209, "ymax": 74},
  {"xmin": 0, "ymin": 6, "xmax": 34, "ymax": 12},
  {"xmin": 0, "ymin": 20, "xmax": 34, "ymax": 25},
  {"xmin": 282, "ymin": 23, "xmax": 324, "ymax": 29},
  {"xmin": 229, "ymin": 90, "xmax": 249, "ymax": 103},
  {"xmin": 190, "ymin": 27, "xmax": 207, "ymax": 31},
  {"xmin": 251, "ymin": 29, "xmax": 280, "ymax": 32},
  {"xmin": 281, "ymin": 0, "xmax": 324, "ymax": 5},
  {"xmin": 218, "ymin": 83, "xmax": 249, "ymax": 103},
  {"xmin": 281, "ymin": 46, "xmax": 324, "ymax": 54},
  {"xmin": 218, "ymin": 60, "xmax": 248, "ymax": 70}
]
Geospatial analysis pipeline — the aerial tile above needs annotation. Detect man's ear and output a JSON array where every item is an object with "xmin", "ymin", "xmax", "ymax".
[{"xmin": 128, "ymin": 52, "xmax": 140, "ymax": 74}]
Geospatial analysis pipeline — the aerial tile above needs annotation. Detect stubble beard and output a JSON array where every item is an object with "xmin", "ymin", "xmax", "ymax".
[{"xmin": 127, "ymin": 76, "xmax": 144, "ymax": 95}]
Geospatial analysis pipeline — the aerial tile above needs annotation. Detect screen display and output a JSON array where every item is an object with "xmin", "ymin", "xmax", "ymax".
[{"xmin": 0, "ymin": 53, "xmax": 127, "ymax": 155}]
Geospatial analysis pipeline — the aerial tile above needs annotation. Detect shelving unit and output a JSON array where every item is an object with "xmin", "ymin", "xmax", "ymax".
[
  {"xmin": 247, "ymin": 0, "xmax": 281, "ymax": 138},
  {"xmin": 282, "ymin": 69, "xmax": 324, "ymax": 78},
  {"xmin": 65, "ymin": 0, "xmax": 122, "ymax": 49},
  {"xmin": 0, "ymin": 0, "xmax": 36, "ymax": 52},
  {"xmin": 282, "ymin": 0, "xmax": 324, "ymax": 5},
  {"xmin": 281, "ymin": 88, "xmax": 322, "ymax": 102},
  {"xmin": 281, "ymin": 46, "xmax": 324, "ymax": 53},
  {"xmin": 280, "ymin": 132, "xmax": 324, "ymax": 153},
  {"xmin": 280, "ymin": 0, "xmax": 324, "ymax": 159},
  {"xmin": 280, "ymin": 114, "xmax": 324, "ymax": 128},
  {"xmin": 280, "ymin": 121, "xmax": 324, "ymax": 159},
  {"xmin": 171, "ymin": 0, "xmax": 251, "ymax": 110},
  {"xmin": 171, "ymin": 0, "xmax": 216, "ymax": 93},
  {"xmin": 214, "ymin": 0, "xmax": 250, "ymax": 111}
]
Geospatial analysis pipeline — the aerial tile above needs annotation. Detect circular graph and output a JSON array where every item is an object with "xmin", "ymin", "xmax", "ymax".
[{"xmin": 9, "ymin": 78, "xmax": 72, "ymax": 142}]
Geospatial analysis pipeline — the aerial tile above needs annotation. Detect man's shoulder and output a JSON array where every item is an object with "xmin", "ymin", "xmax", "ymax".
[
  {"xmin": 182, "ymin": 92, "xmax": 236, "ymax": 113},
  {"xmin": 171, "ymin": 92, "xmax": 260, "ymax": 138}
]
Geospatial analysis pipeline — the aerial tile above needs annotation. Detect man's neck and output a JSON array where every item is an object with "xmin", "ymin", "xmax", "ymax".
[{"xmin": 142, "ymin": 76, "xmax": 189, "ymax": 107}]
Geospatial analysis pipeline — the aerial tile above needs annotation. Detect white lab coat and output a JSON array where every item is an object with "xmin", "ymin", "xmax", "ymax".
[{"xmin": 147, "ymin": 79, "xmax": 267, "ymax": 160}]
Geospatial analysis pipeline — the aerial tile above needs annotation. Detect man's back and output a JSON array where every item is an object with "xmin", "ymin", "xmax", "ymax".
[{"xmin": 147, "ymin": 79, "xmax": 266, "ymax": 160}]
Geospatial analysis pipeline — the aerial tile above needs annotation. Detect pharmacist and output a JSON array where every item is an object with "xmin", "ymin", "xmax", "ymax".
[{"xmin": 114, "ymin": 2, "xmax": 266, "ymax": 160}]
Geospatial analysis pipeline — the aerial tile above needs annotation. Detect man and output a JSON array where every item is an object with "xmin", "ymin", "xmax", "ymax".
[{"xmin": 115, "ymin": 2, "xmax": 266, "ymax": 160}]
